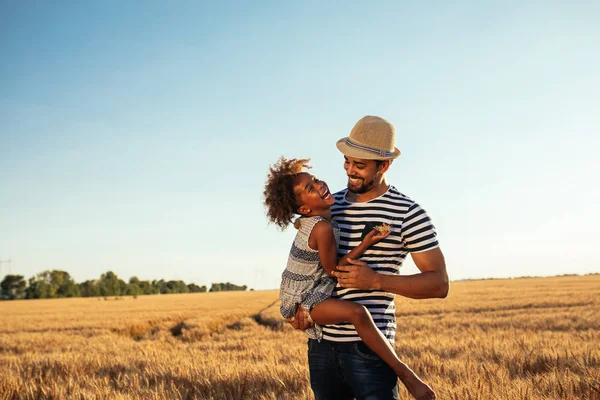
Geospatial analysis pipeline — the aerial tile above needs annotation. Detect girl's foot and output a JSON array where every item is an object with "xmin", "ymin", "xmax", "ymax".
[{"xmin": 399, "ymin": 373, "xmax": 436, "ymax": 400}]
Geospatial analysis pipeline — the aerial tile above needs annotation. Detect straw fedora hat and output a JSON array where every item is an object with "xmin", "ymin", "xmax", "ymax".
[{"xmin": 336, "ymin": 116, "xmax": 401, "ymax": 160}]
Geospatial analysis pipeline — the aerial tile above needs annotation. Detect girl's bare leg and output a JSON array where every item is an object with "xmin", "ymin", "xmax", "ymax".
[{"xmin": 310, "ymin": 298, "xmax": 436, "ymax": 400}]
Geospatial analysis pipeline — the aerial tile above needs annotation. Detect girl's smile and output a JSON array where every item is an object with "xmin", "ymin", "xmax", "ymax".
[{"xmin": 294, "ymin": 172, "xmax": 336, "ymax": 214}]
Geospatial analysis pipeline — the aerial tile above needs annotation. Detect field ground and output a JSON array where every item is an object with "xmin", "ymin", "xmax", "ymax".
[{"xmin": 1, "ymin": 275, "xmax": 599, "ymax": 399}]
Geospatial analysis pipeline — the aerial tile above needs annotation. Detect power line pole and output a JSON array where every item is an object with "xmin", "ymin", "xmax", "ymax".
[
  {"xmin": 0, "ymin": 257, "xmax": 12, "ymax": 278},
  {"xmin": 254, "ymin": 268, "xmax": 267, "ymax": 290}
]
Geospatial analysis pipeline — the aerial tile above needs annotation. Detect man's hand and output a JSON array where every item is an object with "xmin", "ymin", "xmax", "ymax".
[
  {"xmin": 331, "ymin": 259, "xmax": 380, "ymax": 290},
  {"xmin": 287, "ymin": 305, "xmax": 314, "ymax": 330}
]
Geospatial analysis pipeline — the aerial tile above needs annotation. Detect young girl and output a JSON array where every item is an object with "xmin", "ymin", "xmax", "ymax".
[{"xmin": 263, "ymin": 156, "xmax": 436, "ymax": 400}]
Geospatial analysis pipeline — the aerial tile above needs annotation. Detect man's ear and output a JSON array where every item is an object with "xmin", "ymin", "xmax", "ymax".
[
  {"xmin": 378, "ymin": 160, "xmax": 392, "ymax": 173},
  {"xmin": 297, "ymin": 206, "xmax": 311, "ymax": 215}
]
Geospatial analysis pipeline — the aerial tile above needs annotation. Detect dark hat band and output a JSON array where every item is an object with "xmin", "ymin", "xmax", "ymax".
[{"xmin": 345, "ymin": 138, "xmax": 395, "ymax": 157}]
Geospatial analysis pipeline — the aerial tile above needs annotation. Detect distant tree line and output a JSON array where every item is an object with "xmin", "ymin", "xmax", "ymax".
[
  {"xmin": 208, "ymin": 282, "xmax": 247, "ymax": 292},
  {"xmin": 0, "ymin": 270, "xmax": 248, "ymax": 300}
]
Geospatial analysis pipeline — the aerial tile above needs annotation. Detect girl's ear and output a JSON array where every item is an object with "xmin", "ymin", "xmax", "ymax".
[{"xmin": 297, "ymin": 206, "xmax": 311, "ymax": 215}]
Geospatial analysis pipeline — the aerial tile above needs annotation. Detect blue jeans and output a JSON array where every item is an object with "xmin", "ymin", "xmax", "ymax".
[{"xmin": 308, "ymin": 339, "xmax": 399, "ymax": 400}]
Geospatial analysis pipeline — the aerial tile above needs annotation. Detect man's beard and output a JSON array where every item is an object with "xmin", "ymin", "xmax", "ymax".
[{"xmin": 347, "ymin": 175, "xmax": 377, "ymax": 194}]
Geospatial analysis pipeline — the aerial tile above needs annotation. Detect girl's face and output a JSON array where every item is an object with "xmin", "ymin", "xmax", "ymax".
[{"xmin": 293, "ymin": 172, "xmax": 335, "ymax": 214}]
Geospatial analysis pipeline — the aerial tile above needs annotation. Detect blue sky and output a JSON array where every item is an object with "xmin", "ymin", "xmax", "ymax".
[{"xmin": 1, "ymin": 1, "xmax": 599, "ymax": 290}]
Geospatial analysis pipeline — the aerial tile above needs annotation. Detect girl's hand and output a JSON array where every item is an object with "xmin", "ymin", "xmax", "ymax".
[
  {"xmin": 287, "ymin": 306, "xmax": 313, "ymax": 330},
  {"xmin": 363, "ymin": 228, "xmax": 391, "ymax": 245}
]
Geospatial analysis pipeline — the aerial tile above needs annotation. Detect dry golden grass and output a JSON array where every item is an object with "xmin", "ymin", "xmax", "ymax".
[{"xmin": 1, "ymin": 275, "xmax": 599, "ymax": 399}]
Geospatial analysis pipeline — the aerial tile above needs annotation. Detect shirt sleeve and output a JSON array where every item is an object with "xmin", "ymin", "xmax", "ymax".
[{"xmin": 401, "ymin": 202, "xmax": 439, "ymax": 253}]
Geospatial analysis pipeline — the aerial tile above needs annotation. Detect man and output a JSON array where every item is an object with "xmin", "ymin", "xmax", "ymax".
[{"xmin": 290, "ymin": 115, "xmax": 449, "ymax": 399}]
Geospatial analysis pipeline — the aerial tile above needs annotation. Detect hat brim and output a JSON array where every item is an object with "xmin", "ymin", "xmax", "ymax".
[{"xmin": 336, "ymin": 137, "xmax": 401, "ymax": 160}]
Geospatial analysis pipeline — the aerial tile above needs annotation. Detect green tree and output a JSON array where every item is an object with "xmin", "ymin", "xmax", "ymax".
[
  {"xmin": 126, "ymin": 276, "xmax": 142, "ymax": 298},
  {"xmin": 129, "ymin": 276, "xmax": 140, "ymax": 286},
  {"xmin": 23, "ymin": 270, "xmax": 80, "ymax": 299},
  {"xmin": 118, "ymin": 279, "xmax": 128, "ymax": 296},
  {"xmin": 210, "ymin": 282, "xmax": 247, "ymax": 292},
  {"xmin": 25, "ymin": 270, "xmax": 61, "ymax": 299},
  {"xmin": 153, "ymin": 279, "xmax": 169, "ymax": 294},
  {"xmin": 52, "ymin": 270, "xmax": 80, "ymax": 298},
  {"xmin": 126, "ymin": 283, "xmax": 142, "ymax": 298},
  {"xmin": 99, "ymin": 271, "xmax": 121, "ymax": 297},
  {"xmin": 139, "ymin": 280, "xmax": 157, "ymax": 295},
  {"xmin": 187, "ymin": 283, "xmax": 207, "ymax": 293},
  {"xmin": 25, "ymin": 275, "xmax": 50, "ymax": 299},
  {"xmin": 79, "ymin": 280, "xmax": 100, "ymax": 297},
  {"xmin": 166, "ymin": 280, "xmax": 189, "ymax": 294},
  {"xmin": 26, "ymin": 271, "xmax": 58, "ymax": 299},
  {"xmin": 0, "ymin": 275, "xmax": 26, "ymax": 299}
]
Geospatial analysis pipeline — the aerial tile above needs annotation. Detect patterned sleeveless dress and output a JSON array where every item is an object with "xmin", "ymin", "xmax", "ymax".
[{"xmin": 279, "ymin": 216, "xmax": 339, "ymax": 340}]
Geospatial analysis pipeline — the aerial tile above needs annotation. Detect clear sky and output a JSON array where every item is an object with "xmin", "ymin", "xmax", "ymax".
[{"xmin": 1, "ymin": 1, "xmax": 599, "ymax": 290}]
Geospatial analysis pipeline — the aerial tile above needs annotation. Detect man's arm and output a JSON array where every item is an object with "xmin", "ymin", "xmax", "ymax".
[
  {"xmin": 290, "ymin": 248, "xmax": 447, "ymax": 330},
  {"xmin": 332, "ymin": 247, "xmax": 449, "ymax": 299}
]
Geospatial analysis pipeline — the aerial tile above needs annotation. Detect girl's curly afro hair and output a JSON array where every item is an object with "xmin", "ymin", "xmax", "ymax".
[{"xmin": 263, "ymin": 156, "xmax": 311, "ymax": 230}]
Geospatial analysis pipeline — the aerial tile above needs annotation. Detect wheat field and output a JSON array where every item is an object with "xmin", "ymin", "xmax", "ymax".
[{"xmin": 0, "ymin": 275, "xmax": 599, "ymax": 400}]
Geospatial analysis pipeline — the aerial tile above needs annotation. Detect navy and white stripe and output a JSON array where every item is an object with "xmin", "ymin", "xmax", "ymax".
[{"xmin": 322, "ymin": 186, "xmax": 439, "ymax": 344}]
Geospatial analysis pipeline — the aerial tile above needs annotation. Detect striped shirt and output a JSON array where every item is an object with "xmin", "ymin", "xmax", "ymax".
[{"xmin": 322, "ymin": 185, "xmax": 439, "ymax": 344}]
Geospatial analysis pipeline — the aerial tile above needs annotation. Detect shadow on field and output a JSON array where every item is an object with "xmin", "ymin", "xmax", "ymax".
[
  {"xmin": 144, "ymin": 371, "xmax": 306, "ymax": 399},
  {"xmin": 249, "ymin": 299, "xmax": 286, "ymax": 331},
  {"xmin": 250, "ymin": 312, "xmax": 286, "ymax": 331},
  {"xmin": 170, "ymin": 321, "xmax": 186, "ymax": 337},
  {"xmin": 115, "ymin": 299, "xmax": 286, "ymax": 343}
]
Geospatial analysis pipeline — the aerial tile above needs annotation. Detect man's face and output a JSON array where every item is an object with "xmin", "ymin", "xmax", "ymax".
[{"xmin": 343, "ymin": 156, "xmax": 382, "ymax": 194}]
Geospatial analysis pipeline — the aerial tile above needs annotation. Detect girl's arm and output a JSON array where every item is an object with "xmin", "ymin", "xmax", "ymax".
[
  {"xmin": 310, "ymin": 222, "xmax": 391, "ymax": 276},
  {"xmin": 338, "ymin": 235, "xmax": 373, "ymax": 266},
  {"xmin": 309, "ymin": 221, "xmax": 339, "ymax": 276},
  {"xmin": 338, "ymin": 229, "xmax": 391, "ymax": 266}
]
